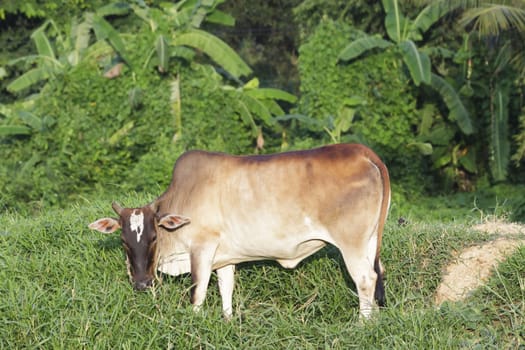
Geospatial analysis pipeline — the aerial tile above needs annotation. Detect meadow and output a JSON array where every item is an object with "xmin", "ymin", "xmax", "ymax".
[{"xmin": 1, "ymin": 190, "xmax": 524, "ymax": 349}]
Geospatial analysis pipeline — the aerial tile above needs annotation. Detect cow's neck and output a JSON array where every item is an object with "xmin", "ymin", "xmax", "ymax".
[{"xmin": 156, "ymin": 228, "xmax": 191, "ymax": 276}]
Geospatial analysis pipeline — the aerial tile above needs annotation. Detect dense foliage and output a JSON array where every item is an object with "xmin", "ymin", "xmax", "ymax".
[
  {"xmin": 1, "ymin": 0, "xmax": 525, "ymax": 212},
  {"xmin": 295, "ymin": 19, "xmax": 425, "ymax": 184}
]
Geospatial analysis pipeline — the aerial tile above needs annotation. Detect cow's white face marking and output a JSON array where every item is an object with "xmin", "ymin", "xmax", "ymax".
[{"xmin": 130, "ymin": 210, "xmax": 145, "ymax": 242}]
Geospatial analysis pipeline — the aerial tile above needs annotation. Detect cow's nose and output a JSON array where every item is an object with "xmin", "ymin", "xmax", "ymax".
[{"xmin": 134, "ymin": 279, "xmax": 153, "ymax": 291}]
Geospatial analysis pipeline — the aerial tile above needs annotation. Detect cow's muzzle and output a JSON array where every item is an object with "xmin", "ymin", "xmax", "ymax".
[{"xmin": 134, "ymin": 279, "xmax": 153, "ymax": 291}]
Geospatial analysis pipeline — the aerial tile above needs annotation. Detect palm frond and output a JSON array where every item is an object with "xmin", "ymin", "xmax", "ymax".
[
  {"xmin": 411, "ymin": 1, "xmax": 462, "ymax": 40},
  {"xmin": 459, "ymin": 3, "xmax": 525, "ymax": 35}
]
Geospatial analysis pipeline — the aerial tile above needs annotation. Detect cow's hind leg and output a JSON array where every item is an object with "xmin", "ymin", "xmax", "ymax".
[
  {"xmin": 344, "ymin": 255, "xmax": 377, "ymax": 318},
  {"xmin": 338, "ymin": 239, "xmax": 380, "ymax": 319},
  {"xmin": 345, "ymin": 256, "xmax": 378, "ymax": 318}
]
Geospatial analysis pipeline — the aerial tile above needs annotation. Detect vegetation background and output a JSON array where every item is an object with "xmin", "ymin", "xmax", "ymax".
[{"xmin": 0, "ymin": 0, "xmax": 524, "ymax": 348}]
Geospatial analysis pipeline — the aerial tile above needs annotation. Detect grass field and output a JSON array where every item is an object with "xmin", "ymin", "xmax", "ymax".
[{"xmin": 1, "ymin": 191, "xmax": 524, "ymax": 349}]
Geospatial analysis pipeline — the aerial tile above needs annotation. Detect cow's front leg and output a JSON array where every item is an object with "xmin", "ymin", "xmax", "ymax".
[
  {"xmin": 190, "ymin": 243, "xmax": 217, "ymax": 313},
  {"xmin": 217, "ymin": 264, "xmax": 235, "ymax": 320}
]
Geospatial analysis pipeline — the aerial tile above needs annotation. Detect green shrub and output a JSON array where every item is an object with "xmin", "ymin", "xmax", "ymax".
[
  {"xmin": 295, "ymin": 19, "xmax": 426, "ymax": 187},
  {"xmin": 0, "ymin": 28, "xmax": 256, "ymax": 211}
]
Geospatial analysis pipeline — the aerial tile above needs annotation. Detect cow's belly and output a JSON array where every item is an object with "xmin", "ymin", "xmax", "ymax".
[
  {"xmin": 213, "ymin": 215, "xmax": 334, "ymax": 269},
  {"xmin": 275, "ymin": 239, "xmax": 327, "ymax": 268},
  {"xmin": 212, "ymin": 238, "xmax": 327, "ymax": 269}
]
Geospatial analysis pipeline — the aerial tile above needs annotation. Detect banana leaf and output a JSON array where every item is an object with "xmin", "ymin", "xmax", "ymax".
[
  {"xmin": 338, "ymin": 36, "xmax": 392, "ymax": 62},
  {"xmin": 206, "ymin": 10, "xmax": 235, "ymax": 26},
  {"xmin": 399, "ymin": 40, "xmax": 431, "ymax": 85},
  {"xmin": 236, "ymin": 98, "xmax": 259, "ymax": 136},
  {"xmin": 68, "ymin": 16, "xmax": 92, "ymax": 66},
  {"xmin": 261, "ymin": 99, "xmax": 285, "ymax": 117},
  {"xmin": 17, "ymin": 110, "xmax": 43, "ymax": 130},
  {"xmin": 382, "ymin": 0, "xmax": 408, "ymax": 42},
  {"xmin": 92, "ymin": 14, "xmax": 130, "ymax": 64},
  {"xmin": 30, "ymin": 27, "xmax": 56, "ymax": 60},
  {"xmin": 243, "ymin": 88, "xmax": 297, "ymax": 103},
  {"xmin": 411, "ymin": 2, "xmax": 459, "ymax": 41},
  {"xmin": 6, "ymin": 67, "xmax": 53, "ymax": 93},
  {"xmin": 238, "ymin": 93, "xmax": 274, "ymax": 127},
  {"xmin": 156, "ymin": 35, "xmax": 169, "ymax": 73},
  {"xmin": 0, "ymin": 125, "xmax": 32, "ymax": 136},
  {"xmin": 430, "ymin": 74, "xmax": 473, "ymax": 135},
  {"xmin": 407, "ymin": 142, "xmax": 433, "ymax": 155},
  {"xmin": 96, "ymin": 2, "xmax": 131, "ymax": 17},
  {"xmin": 172, "ymin": 29, "xmax": 252, "ymax": 79}
]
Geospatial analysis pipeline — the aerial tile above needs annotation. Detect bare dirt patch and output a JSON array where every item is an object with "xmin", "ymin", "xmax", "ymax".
[{"xmin": 434, "ymin": 221, "xmax": 525, "ymax": 306}]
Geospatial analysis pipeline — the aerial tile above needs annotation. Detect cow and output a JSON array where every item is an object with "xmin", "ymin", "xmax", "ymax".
[{"xmin": 88, "ymin": 143, "xmax": 390, "ymax": 319}]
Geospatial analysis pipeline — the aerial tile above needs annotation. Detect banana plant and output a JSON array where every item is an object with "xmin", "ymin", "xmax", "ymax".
[
  {"xmin": 6, "ymin": 20, "xmax": 65, "ymax": 93},
  {"xmin": 338, "ymin": 0, "xmax": 473, "ymax": 136},
  {"xmin": 129, "ymin": 0, "xmax": 254, "ymax": 144},
  {"xmin": 322, "ymin": 96, "xmax": 366, "ymax": 144},
  {"xmin": 272, "ymin": 96, "xmax": 367, "ymax": 146},
  {"xmin": 487, "ymin": 44, "xmax": 512, "ymax": 182},
  {"xmin": 222, "ymin": 77, "xmax": 297, "ymax": 141},
  {"xmin": 134, "ymin": 0, "xmax": 251, "ymax": 80},
  {"xmin": 6, "ymin": 3, "xmax": 130, "ymax": 94},
  {"xmin": 414, "ymin": 103, "xmax": 477, "ymax": 181},
  {"xmin": 0, "ymin": 104, "xmax": 55, "ymax": 137},
  {"xmin": 456, "ymin": 0, "xmax": 525, "ymax": 177}
]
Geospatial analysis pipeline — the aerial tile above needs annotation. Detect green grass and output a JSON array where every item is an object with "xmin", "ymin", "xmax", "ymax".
[{"xmin": 1, "ymin": 193, "xmax": 524, "ymax": 349}]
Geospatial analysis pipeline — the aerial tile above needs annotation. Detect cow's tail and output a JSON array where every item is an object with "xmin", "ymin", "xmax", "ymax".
[
  {"xmin": 370, "ymin": 150, "xmax": 390, "ymax": 308},
  {"xmin": 374, "ymin": 258, "xmax": 386, "ymax": 307}
]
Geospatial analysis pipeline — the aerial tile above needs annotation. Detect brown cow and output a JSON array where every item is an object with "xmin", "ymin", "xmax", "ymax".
[{"xmin": 89, "ymin": 143, "xmax": 390, "ymax": 319}]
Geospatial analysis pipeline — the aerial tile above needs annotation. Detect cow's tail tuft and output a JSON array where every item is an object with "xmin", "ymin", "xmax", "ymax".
[{"xmin": 374, "ymin": 259, "xmax": 385, "ymax": 307}]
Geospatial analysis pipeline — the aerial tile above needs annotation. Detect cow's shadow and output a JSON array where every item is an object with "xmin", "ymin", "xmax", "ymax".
[
  {"xmin": 235, "ymin": 245, "xmax": 358, "ymax": 293},
  {"xmin": 96, "ymin": 235, "xmax": 121, "ymax": 251}
]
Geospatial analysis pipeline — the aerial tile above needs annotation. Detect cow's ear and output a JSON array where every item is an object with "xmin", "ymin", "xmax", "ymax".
[
  {"xmin": 158, "ymin": 214, "xmax": 190, "ymax": 230},
  {"xmin": 88, "ymin": 218, "xmax": 121, "ymax": 234}
]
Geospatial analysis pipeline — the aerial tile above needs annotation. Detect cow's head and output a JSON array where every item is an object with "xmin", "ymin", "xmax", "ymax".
[{"xmin": 88, "ymin": 202, "xmax": 190, "ymax": 290}]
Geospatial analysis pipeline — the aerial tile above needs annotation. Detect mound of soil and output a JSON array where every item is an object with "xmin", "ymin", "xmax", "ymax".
[{"xmin": 434, "ymin": 221, "xmax": 525, "ymax": 306}]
